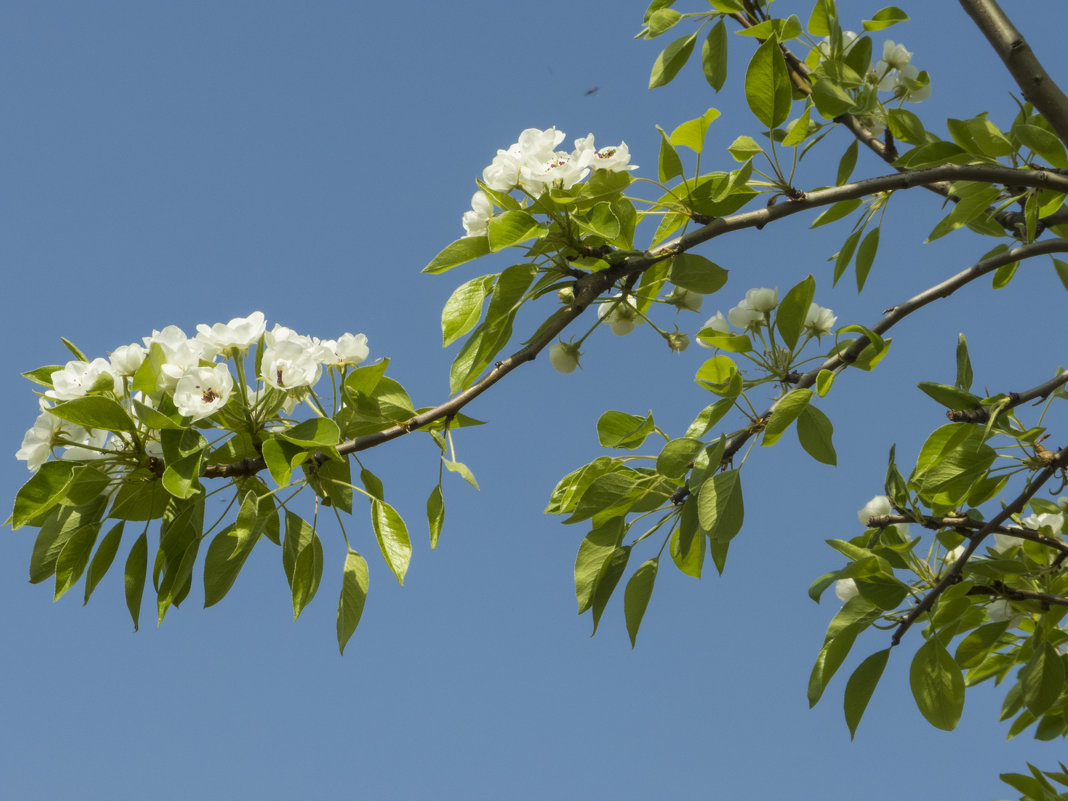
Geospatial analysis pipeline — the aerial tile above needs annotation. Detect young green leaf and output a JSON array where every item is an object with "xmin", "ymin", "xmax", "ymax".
[
  {"xmin": 423, "ymin": 236, "xmax": 490, "ymax": 274},
  {"xmin": 844, "ymin": 649, "xmax": 890, "ymax": 738},
  {"xmin": 624, "ymin": 558, "xmax": 659, "ymax": 647},
  {"xmin": 702, "ymin": 19, "xmax": 728, "ymax": 91},
  {"xmin": 697, "ymin": 469, "xmax": 743, "ymax": 541},
  {"xmin": 371, "ymin": 499, "xmax": 412, "ymax": 585},
  {"xmin": 427, "ymin": 484, "xmax": 445, "ymax": 549},
  {"xmin": 649, "ymin": 33, "xmax": 698, "ymax": 89},
  {"xmin": 124, "ymin": 531, "xmax": 148, "ymax": 631},
  {"xmin": 909, "ymin": 635, "xmax": 965, "ymax": 730},
  {"xmin": 796, "ymin": 405, "xmax": 836, "ymax": 465},
  {"xmin": 763, "ymin": 389, "xmax": 813, "ymax": 446},
  {"xmin": 337, "ymin": 548, "xmax": 370, "ymax": 655},
  {"xmin": 745, "ymin": 38, "xmax": 792, "ymax": 129}
]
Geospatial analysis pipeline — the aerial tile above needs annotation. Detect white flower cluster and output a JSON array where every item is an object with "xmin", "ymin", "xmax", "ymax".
[
  {"xmin": 16, "ymin": 311, "xmax": 369, "ymax": 471},
  {"xmin": 462, "ymin": 127, "xmax": 638, "ymax": 237},
  {"xmin": 697, "ymin": 288, "xmax": 836, "ymax": 345}
]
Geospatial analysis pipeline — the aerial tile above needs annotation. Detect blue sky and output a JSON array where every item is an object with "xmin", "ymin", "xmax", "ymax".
[{"xmin": 3, "ymin": 2, "xmax": 1068, "ymax": 799}]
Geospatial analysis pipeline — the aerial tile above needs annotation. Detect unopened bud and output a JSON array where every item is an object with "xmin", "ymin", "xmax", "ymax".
[{"xmin": 557, "ymin": 286, "xmax": 575, "ymax": 305}]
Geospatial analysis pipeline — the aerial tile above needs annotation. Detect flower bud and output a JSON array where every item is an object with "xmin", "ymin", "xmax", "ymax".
[
  {"xmin": 557, "ymin": 286, "xmax": 575, "ymax": 305},
  {"xmin": 667, "ymin": 332, "xmax": 690, "ymax": 352}
]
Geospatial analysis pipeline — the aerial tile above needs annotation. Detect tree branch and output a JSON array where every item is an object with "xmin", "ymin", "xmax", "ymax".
[
  {"xmin": 947, "ymin": 369, "xmax": 1068, "ymax": 423},
  {"xmin": 967, "ymin": 583, "xmax": 1068, "ymax": 609},
  {"xmin": 959, "ymin": 0, "xmax": 1068, "ymax": 146},
  {"xmin": 205, "ymin": 165, "xmax": 1068, "ymax": 482},
  {"xmin": 890, "ymin": 446, "xmax": 1068, "ymax": 646},
  {"xmin": 869, "ymin": 513, "xmax": 1068, "ymax": 559}
]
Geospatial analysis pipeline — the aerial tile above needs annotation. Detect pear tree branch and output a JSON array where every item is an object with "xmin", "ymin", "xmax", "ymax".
[
  {"xmin": 959, "ymin": 0, "xmax": 1068, "ymax": 145},
  {"xmin": 947, "ymin": 369, "xmax": 1068, "ymax": 423}
]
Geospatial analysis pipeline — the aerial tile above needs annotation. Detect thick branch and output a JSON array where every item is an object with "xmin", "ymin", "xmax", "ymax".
[
  {"xmin": 890, "ymin": 446, "xmax": 1068, "ymax": 647},
  {"xmin": 959, "ymin": 0, "xmax": 1068, "ymax": 146},
  {"xmin": 947, "ymin": 369, "xmax": 1068, "ymax": 423}
]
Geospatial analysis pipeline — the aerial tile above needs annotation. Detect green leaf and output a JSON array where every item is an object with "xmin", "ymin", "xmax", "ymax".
[
  {"xmin": 283, "ymin": 512, "xmax": 322, "ymax": 619},
  {"xmin": 109, "ymin": 475, "xmax": 170, "ymax": 521},
  {"xmin": 775, "ymin": 274, "xmax": 816, "ymax": 349},
  {"xmin": 670, "ymin": 107, "xmax": 721, "ymax": 154},
  {"xmin": 371, "ymin": 499, "xmax": 411, "ymax": 585},
  {"xmin": 745, "ymin": 37, "xmax": 792, "ymax": 129},
  {"xmin": 162, "ymin": 450, "xmax": 204, "ymax": 500},
  {"xmin": 80, "ymin": 521, "xmax": 122, "ymax": 605},
  {"xmin": 727, "ymin": 135, "xmax": 764, "ymax": 162},
  {"xmin": 441, "ymin": 274, "xmax": 496, "ymax": 348},
  {"xmin": 833, "ymin": 229, "xmax": 861, "ymax": 286},
  {"xmin": 317, "ymin": 457, "xmax": 353, "ymax": 513},
  {"xmin": 575, "ymin": 519, "xmax": 625, "ymax": 614},
  {"xmin": 443, "ymin": 458, "xmax": 479, "ymax": 490},
  {"xmin": 807, "ymin": 0, "xmax": 831, "ymax": 35},
  {"xmin": 29, "ymin": 498, "xmax": 106, "ymax": 584},
  {"xmin": 910, "ymin": 635, "xmax": 965, "ymax": 730},
  {"xmin": 624, "ymin": 558, "xmax": 659, "ymax": 647},
  {"xmin": 816, "ymin": 369, "xmax": 836, "ymax": 397},
  {"xmin": 844, "ymin": 649, "xmax": 890, "ymax": 739},
  {"xmin": 591, "ymin": 545, "xmax": 631, "ymax": 635},
  {"xmin": 657, "ymin": 126, "xmax": 685, "ymax": 183},
  {"xmin": 782, "ymin": 108, "xmax": 812, "ymax": 148},
  {"xmin": 811, "ymin": 198, "xmax": 862, "ymax": 229},
  {"xmin": 53, "ymin": 522, "xmax": 100, "ymax": 601},
  {"xmin": 797, "ymin": 404, "xmax": 837, "ymax": 465},
  {"xmin": 645, "ymin": 7, "xmax": 682, "ymax": 36},
  {"xmin": 337, "ymin": 548, "xmax": 370, "ymax": 655},
  {"xmin": 917, "ymin": 382, "xmax": 981, "ymax": 411},
  {"xmin": 862, "ymin": 6, "xmax": 909, "ymax": 30},
  {"xmin": 812, "ymin": 80, "xmax": 856, "ymax": 121},
  {"xmin": 1053, "ymin": 257, "xmax": 1068, "ymax": 291},
  {"xmin": 887, "ymin": 108, "xmax": 926, "ymax": 145},
  {"xmin": 954, "ymin": 334, "xmax": 973, "ymax": 391},
  {"xmin": 910, "ymin": 423, "xmax": 996, "ymax": 505},
  {"xmin": 202, "ymin": 493, "xmax": 263, "ymax": 608},
  {"xmin": 656, "ymin": 437, "xmax": 704, "ymax": 479},
  {"xmin": 670, "ymin": 253, "xmax": 729, "ymax": 294},
  {"xmin": 423, "ymin": 236, "xmax": 490, "ymax": 274},
  {"xmin": 697, "ymin": 469, "xmax": 743, "ymax": 541},
  {"xmin": 649, "ymin": 32, "xmax": 698, "ymax": 90},
  {"xmin": 1016, "ymin": 123, "xmax": 1068, "ymax": 168},
  {"xmin": 597, "ymin": 410, "xmax": 655, "ymax": 450},
  {"xmin": 427, "ymin": 484, "xmax": 445, "ymax": 549},
  {"xmin": 124, "ymin": 531, "xmax": 148, "ymax": 631},
  {"xmin": 10, "ymin": 461, "xmax": 76, "ymax": 529},
  {"xmin": 280, "ymin": 417, "xmax": 340, "ymax": 448},
  {"xmin": 855, "ymin": 227, "xmax": 879, "ymax": 291},
  {"xmin": 1021, "ymin": 639, "xmax": 1065, "ymax": 717},
  {"xmin": 487, "ymin": 210, "xmax": 546, "ymax": 252},
  {"xmin": 670, "ymin": 502, "xmax": 704, "ymax": 579},
  {"xmin": 49, "ymin": 396, "xmax": 136, "ymax": 433},
  {"xmin": 701, "ymin": 19, "xmax": 728, "ymax": 91},
  {"xmin": 762, "ymin": 389, "xmax": 813, "ymax": 446},
  {"xmin": 21, "ymin": 364, "xmax": 63, "ymax": 388}
]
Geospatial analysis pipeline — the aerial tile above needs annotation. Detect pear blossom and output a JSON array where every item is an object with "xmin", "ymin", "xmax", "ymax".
[
  {"xmin": 598, "ymin": 294, "xmax": 644, "ymax": 336},
  {"xmin": 317, "ymin": 332, "xmax": 370, "ymax": 367},
  {"xmin": 727, "ymin": 302, "xmax": 765, "ymax": 331},
  {"xmin": 835, "ymin": 578, "xmax": 859, "ymax": 603},
  {"xmin": 817, "ymin": 30, "xmax": 858, "ymax": 60},
  {"xmin": 195, "ymin": 311, "xmax": 267, "ymax": 357},
  {"xmin": 666, "ymin": 286, "xmax": 703, "ymax": 313},
  {"xmin": 48, "ymin": 358, "xmax": 119, "ymax": 400},
  {"xmin": 944, "ymin": 544, "xmax": 966, "ymax": 563},
  {"xmin": 877, "ymin": 40, "xmax": 913, "ymax": 74},
  {"xmin": 482, "ymin": 150, "xmax": 521, "ymax": 192},
  {"xmin": 261, "ymin": 339, "xmax": 323, "ymax": 390},
  {"xmin": 173, "ymin": 364, "xmax": 235, "ymax": 421},
  {"xmin": 986, "ymin": 599, "xmax": 1021, "ymax": 624},
  {"xmin": 15, "ymin": 401, "xmax": 79, "ymax": 471},
  {"xmin": 858, "ymin": 495, "xmax": 892, "ymax": 526},
  {"xmin": 1022, "ymin": 512, "xmax": 1065, "ymax": 535},
  {"xmin": 109, "ymin": 343, "xmax": 147, "ymax": 376},
  {"xmin": 461, "ymin": 191, "xmax": 495, "ymax": 238},
  {"xmin": 992, "ymin": 531, "xmax": 1020, "ymax": 553},
  {"xmin": 804, "ymin": 303, "xmax": 837, "ymax": 337},
  {"xmin": 743, "ymin": 287, "xmax": 778, "ymax": 312},
  {"xmin": 144, "ymin": 325, "xmax": 207, "ymax": 392},
  {"xmin": 893, "ymin": 65, "xmax": 931, "ymax": 102},
  {"xmin": 697, "ymin": 312, "xmax": 730, "ymax": 349},
  {"xmin": 549, "ymin": 341, "xmax": 582, "ymax": 374}
]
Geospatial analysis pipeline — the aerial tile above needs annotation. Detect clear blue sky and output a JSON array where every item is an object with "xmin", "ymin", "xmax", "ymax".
[{"xmin": 3, "ymin": 2, "xmax": 1067, "ymax": 799}]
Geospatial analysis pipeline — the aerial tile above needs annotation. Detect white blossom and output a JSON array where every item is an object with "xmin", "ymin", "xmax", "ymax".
[
  {"xmin": 743, "ymin": 287, "xmax": 778, "ymax": 312},
  {"xmin": 667, "ymin": 332, "xmax": 690, "ymax": 353},
  {"xmin": 109, "ymin": 343, "xmax": 147, "ymax": 376},
  {"xmin": 482, "ymin": 151, "xmax": 521, "ymax": 192},
  {"xmin": 835, "ymin": 578, "xmax": 859, "ymax": 603},
  {"xmin": 15, "ymin": 401, "xmax": 78, "ymax": 471},
  {"xmin": 173, "ymin": 364, "xmax": 235, "ymax": 421},
  {"xmin": 877, "ymin": 40, "xmax": 913, "ymax": 73},
  {"xmin": 195, "ymin": 311, "xmax": 266, "ymax": 357},
  {"xmin": 598, "ymin": 294, "xmax": 644, "ymax": 336},
  {"xmin": 62, "ymin": 427, "xmax": 110, "ymax": 462},
  {"xmin": 858, "ymin": 495, "xmax": 892, "ymax": 526},
  {"xmin": 727, "ymin": 303, "xmax": 765, "ymax": 331},
  {"xmin": 462, "ymin": 191, "xmax": 495, "ymax": 237},
  {"xmin": 1022, "ymin": 512, "xmax": 1065, "ymax": 534},
  {"xmin": 144, "ymin": 325, "xmax": 208, "ymax": 392},
  {"xmin": 986, "ymin": 599, "xmax": 1020, "ymax": 624},
  {"xmin": 804, "ymin": 303, "xmax": 837, "ymax": 337},
  {"xmin": 261, "ymin": 339, "xmax": 323, "ymax": 390},
  {"xmin": 48, "ymin": 358, "xmax": 119, "ymax": 400},
  {"xmin": 317, "ymin": 332, "xmax": 370, "ymax": 367},
  {"xmin": 666, "ymin": 286, "xmax": 703, "ymax": 312},
  {"xmin": 817, "ymin": 30, "xmax": 858, "ymax": 60},
  {"xmin": 549, "ymin": 342, "xmax": 582, "ymax": 374}
]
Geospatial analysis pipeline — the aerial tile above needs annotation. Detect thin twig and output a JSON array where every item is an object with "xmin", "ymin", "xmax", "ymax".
[{"xmin": 947, "ymin": 370, "xmax": 1068, "ymax": 423}]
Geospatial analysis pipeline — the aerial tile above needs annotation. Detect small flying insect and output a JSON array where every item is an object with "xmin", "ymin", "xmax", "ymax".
[{"xmin": 584, "ymin": 86, "xmax": 600, "ymax": 96}]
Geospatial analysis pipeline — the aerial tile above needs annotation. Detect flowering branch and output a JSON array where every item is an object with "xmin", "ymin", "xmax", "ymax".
[
  {"xmin": 869, "ymin": 513, "xmax": 1068, "ymax": 559},
  {"xmin": 889, "ymin": 446, "xmax": 1068, "ymax": 647}
]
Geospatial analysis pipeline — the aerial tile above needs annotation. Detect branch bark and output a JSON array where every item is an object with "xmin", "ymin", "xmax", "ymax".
[{"xmin": 959, "ymin": 0, "xmax": 1068, "ymax": 146}]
